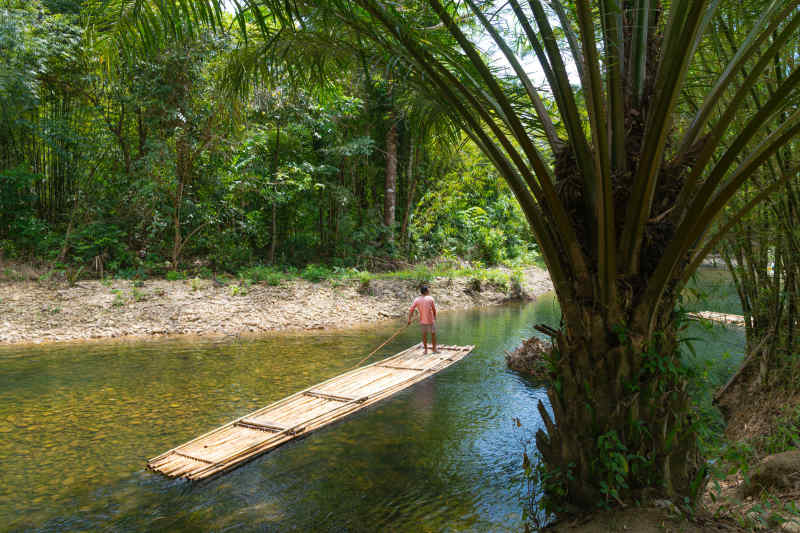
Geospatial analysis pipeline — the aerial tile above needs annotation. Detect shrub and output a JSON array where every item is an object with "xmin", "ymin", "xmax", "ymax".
[
  {"xmin": 410, "ymin": 265, "xmax": 434, "ymax": 284},
  {"xmin": 117, "ymin": 266, "xmax": 148, "ymax": 280},
  {"xmin": 0, "ymin": 166, "xmax": 37, "ymax": 242},
  {"xmin": 230, "ymin": 284, "xmax": 248, "ymax": 296},
  {"xmin": 111, "ymin": 289, "xmax": 125, "ymax": 307},
  {"xmin": 205, "ymin": 229, "xmax": 254, "ymax": 273},
  {"xmin": 357, "ymin": 277, "xmax": 373, "ymax": 295},
  {"xmin": 165, "ymin": 270, "xmax": 185, "ymax": 281},
  {"xmin": 467, "ymin": 277, "xmax": 482, "ymax": 292},
  {"xmin": 300, "ymin": 264, "xmax": 333, "ymax": 283},
  {"xmin": 240, "ymin": 265, "xmax": 286, "ymax": 286},
  {"xmin": 70, "ymin": 222, "xmax": 132, "ymax": 269},
  {"xmin": 485, "ymin": 270, "xmax": 510, "ymax": 292},
  {"xmin": 385, "ymin": 264, "xmax": 434, "ymax": 283},
  {"xmin": 10, "ymin": 215, "xmax": 59, "ymax": 259},
  {"xmin": 131, "ymin": 287, "xmax": 146, "ymax": 302},
  {"xmin": 510, "ymin": 269, "xmax": 525, "ymax": 298}
]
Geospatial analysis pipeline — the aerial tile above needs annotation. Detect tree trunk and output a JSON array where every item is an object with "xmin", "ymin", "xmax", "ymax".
[
  {"xmin": 401, "ymin": 137, "xmax": 417, "ymax": 246},
  {"xmin": 171, "ymin": 133, "xmax": 190, "ymax": 267},
  {"xmin": 269, "ymin": 122, "xmax": 281, "ymax": 264},
  {"xmin": 535, "ymin": 301, "xmax": 702, "ymax": 509},
  {"xmin": 383, "ymin": 117, "xmax": 397, "ymax": 241},
  {"xmin": 269, "ymin": 202, "xmax": 277, "ymax": 264},
  {"xmin": 137, "ymin": 107, "xmax": 148, "ymax": 160}
]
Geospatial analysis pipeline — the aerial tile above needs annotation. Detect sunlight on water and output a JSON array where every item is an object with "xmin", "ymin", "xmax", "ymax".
[{"xmin": 0, "ymin": 275, "xmax": 743, "ymax": 531}]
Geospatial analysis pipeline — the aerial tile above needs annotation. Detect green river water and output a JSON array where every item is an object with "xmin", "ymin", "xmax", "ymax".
[{"xmin": 0, "ymin": 269, "xmax": 744, "ymax": 531}]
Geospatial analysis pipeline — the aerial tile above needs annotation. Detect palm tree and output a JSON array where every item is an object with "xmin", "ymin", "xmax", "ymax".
[{"xmin": 93, "ymin": 0, "xmax": 800, "ymax": 510}]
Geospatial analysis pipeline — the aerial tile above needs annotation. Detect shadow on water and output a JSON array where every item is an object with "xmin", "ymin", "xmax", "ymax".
[{"xmin": 0, "ymin": 274, "xmax": 743, "ymax": 531}]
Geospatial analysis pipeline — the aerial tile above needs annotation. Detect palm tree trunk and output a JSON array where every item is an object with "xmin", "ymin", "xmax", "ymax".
[{"xmin": 535, "ymin": 298, "xmax": 701, "ymax": 508}]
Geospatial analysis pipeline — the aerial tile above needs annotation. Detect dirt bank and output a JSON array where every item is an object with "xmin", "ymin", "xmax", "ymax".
[{"xmin": 0, "ymin": 267, "xmax": 552, "ymax": 345}]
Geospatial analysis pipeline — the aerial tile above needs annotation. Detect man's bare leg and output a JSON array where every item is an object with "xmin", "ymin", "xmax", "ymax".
[
  {"xmin": 422, "ymin": 331, "xmax": 428, "ymax": 354},
  {"xmin": 432, "ymin": 332, "xmax": 438, "ymax": 353}
]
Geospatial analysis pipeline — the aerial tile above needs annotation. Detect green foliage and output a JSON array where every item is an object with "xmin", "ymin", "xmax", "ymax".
[
  {"xmin": 110, "ymin": 289, "xmax": 125, "ymax": 307},
  {"xmin": 374, "ymin": 264, "xmax": 434, "ymax": 284},
  {"xmin": 735, "ymin": 498, "xmax": 800, "ymax": 531},
  {"xmin": 0, "ymin": 166, "xmax": 38, "ymax": 240},
  {"xmin": 300, "ymin": 264, "xmax": 333, "ymax": 283},
  {"xmin": 203, "ymin": 229, "xmax": 255, "ymax": 273},
  {"xmin": 409, "ymin": 141, "xmax": 534, "ymax": 265},
  {"xmin": 70, "ymin": 223, "xmax": 131, "ymax": 266},
  {"xmin": 0, "ymin": 4, "xmax": 538, "ymax": 277},
  {"xmin": 594, "ymin": 430, "xmax": 635, "ymax": 506},
  {"xmin": 165, "ymin": 271, "xmax": 185, "ymax": 281},
  {"xmin": 509, "ymin": 269, "xmax": 524, "ymax": 296},
  {"xmin": 484, "ymin": 270, "xmax": 511, "ymax": 291},
  {"xmin": 5, "ymin": 215, "xmax": 58, "ymax": 259},
  {"xmin": 130, "ymin": 286, "xmax": 146, "ymax": 302},
  {"xmin": 229, "ymin": 283, "xmax": 247, "ymax": 296},
  {"xmin": 239, "ymin": 265, "xmax": 286, "ymax": 286},
  {"xmin": 66, "ymin": 265, "xmax": 83, "ymax": 286}
]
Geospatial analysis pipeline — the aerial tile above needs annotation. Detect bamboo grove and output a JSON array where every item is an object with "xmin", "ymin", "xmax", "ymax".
[{"xmin": 711, "ymin": 4, "xmax": 800, "ymax": 396}]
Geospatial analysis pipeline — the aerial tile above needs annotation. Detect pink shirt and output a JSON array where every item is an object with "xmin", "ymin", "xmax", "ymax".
[{"xmin": 410, "ymin": 295, "xmax": 436, "ymax": 324}]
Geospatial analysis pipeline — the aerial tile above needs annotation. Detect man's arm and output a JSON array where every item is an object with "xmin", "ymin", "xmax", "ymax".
[
  {"xmin": 432, "ymin": 300, "xmax": 437, "ymax": 319},
  {"xmin": 408, "ymin": 301, "xmax": 417, "ymax": 324}
]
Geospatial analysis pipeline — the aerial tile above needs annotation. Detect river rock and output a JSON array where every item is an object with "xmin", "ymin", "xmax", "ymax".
[{"xmin": 506, "ymin": 336, "xmax": 552, "ymax": 379}]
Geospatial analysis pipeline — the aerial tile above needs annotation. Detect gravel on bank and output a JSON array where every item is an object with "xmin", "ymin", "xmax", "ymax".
[{"xmin": 0, "ymin": 267, "xmax": 552, "ymax": 345}]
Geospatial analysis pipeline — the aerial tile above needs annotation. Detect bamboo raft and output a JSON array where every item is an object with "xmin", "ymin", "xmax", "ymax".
[
  {"xmin": 147, "ymin": 343, "xmax": 474, "ymax": 480},
  {"xmin": 688, "ymin": 310, "xmax": 746, "ymax": 326}
]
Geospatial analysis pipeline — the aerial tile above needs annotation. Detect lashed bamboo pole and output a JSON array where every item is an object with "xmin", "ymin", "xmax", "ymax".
[
  {"xmin": 147, "ymin": 343, "xmax": 422, "ymax": 465},
  {"xmin": 147, "ymin": 344, "xmax": 474, "ymax": 480}
]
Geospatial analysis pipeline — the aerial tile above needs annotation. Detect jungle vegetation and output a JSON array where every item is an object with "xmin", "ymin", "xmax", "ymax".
[{"xmin": 0, "ymin": 0, "xmax": 535, "ymax": 279}]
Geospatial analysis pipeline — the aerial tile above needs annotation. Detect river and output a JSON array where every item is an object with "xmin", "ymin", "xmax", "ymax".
[{"xmin": 0, "ymin": 269, "xmax": 744, "ymax": 531}]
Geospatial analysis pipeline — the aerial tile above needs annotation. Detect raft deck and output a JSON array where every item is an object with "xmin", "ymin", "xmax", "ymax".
[{"xmin": 147, "ymin": 343, "xmax": 474, "ymax": 480}]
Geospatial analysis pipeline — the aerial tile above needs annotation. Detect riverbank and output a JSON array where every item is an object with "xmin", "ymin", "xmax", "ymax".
[{"xmin": 0, "ymin": 266, "xmax": 552, "ymax": 344}]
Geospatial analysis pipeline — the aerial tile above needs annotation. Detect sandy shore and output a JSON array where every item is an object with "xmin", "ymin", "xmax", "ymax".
[{"xmin": 0, "ymin": 267, "xmax": 552, "ymax": 345}]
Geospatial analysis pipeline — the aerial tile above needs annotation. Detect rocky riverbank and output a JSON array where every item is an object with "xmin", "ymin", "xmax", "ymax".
[{"xmin": 0, "ymin": 266, "xmax": 552, "ymax": 344}]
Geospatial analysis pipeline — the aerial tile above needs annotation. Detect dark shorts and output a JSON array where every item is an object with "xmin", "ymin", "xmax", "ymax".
[{"xmin": 420, "ymin": 323, "xmax": 436, "ymax": 334}]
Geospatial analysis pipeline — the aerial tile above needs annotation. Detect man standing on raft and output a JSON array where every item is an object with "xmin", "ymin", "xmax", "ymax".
[{"xmin": 408, "ymin": 286, "xmax": 438, "ymax": 354}]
